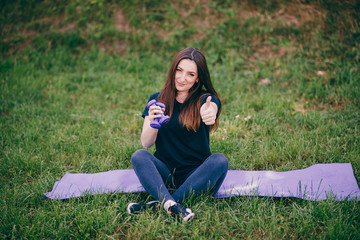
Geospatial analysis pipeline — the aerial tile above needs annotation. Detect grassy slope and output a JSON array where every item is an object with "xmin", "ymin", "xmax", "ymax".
[{"xmin": 1, "ymin": 0, "xmax": 359, "ymax": 239}]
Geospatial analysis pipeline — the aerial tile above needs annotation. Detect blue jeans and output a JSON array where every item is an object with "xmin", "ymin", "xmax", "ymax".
[{"xmin": 131, "ymin": 149, "xmax": 228, "ymax": 203}]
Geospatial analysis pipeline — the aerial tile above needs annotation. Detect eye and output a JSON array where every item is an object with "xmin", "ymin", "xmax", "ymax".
[{"xmin": 176, "ymin": 68, "xmax": 181, "ymax": 72}]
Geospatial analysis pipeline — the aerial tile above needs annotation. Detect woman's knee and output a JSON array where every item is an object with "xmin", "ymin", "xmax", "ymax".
[
  {"xmin": 207, "ymin": 153, "xmax": 229, "ymax": 173},
  {"xmin": 131, "ymin": 149, "xmax": 151, "ymax": 166},
  {"xmin": 213, "ymin": 153, "xmax": 229, "ymax": 172}
]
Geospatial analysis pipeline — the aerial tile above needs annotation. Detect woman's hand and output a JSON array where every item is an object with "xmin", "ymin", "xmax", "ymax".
[
  {"xmin": 200, "ymin": 96, "xmax": 218, "ymax": 125},
  {"xmin": 148, "ymin": 105, "xmax": 164, "ymax": 122}
]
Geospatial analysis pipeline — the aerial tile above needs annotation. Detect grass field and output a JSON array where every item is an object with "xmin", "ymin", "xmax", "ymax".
[{"xmin": 1, "ymin": 0, "xmax": 360, "ymax": 239}]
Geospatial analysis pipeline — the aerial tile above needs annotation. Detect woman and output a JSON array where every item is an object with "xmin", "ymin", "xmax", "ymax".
[{"xmin": 127, "ymin": 47, "xmax": 228, "ymax": 222}]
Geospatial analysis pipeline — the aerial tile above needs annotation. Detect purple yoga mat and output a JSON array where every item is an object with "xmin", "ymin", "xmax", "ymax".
[{"xmin": 44, "ymin": 163, "xmax": 360, "ymax": 201}]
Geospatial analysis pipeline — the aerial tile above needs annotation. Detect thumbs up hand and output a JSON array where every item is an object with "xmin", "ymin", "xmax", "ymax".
[{"xmin": 200, "ymin": 96, "xmax": 218, "ymax": 125}]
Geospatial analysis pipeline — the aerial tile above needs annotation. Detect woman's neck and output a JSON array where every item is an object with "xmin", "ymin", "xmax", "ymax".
[{"xmin": 176, "ymin": 92, "xmax": 188, "ymax": 103}]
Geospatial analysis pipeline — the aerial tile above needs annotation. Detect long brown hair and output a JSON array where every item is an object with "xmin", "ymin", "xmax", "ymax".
[{"xmin": 158, "ymin": 47, "xmax": 221, "ymax": 132}]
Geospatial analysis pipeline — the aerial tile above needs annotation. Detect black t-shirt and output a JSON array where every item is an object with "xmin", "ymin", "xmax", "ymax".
[{"xmin": 142, "ymin": 92, "xmax": 221, "ymax": 180}]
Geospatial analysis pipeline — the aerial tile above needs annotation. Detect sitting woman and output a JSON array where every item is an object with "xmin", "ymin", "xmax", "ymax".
[{"xmin": 128, "ymin": 47, "xmax": 228, "ymax": 222}]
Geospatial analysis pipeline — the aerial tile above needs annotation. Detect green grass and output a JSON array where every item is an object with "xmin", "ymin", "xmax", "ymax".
[{"xmin": 1, "ymin": 0, "xmax": 360, "ymax": 239}]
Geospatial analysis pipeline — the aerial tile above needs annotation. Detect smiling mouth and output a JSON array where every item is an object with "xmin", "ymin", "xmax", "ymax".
[{"xmin": 176, "ymin": 82, "xmax": 186, "ymax": 87}]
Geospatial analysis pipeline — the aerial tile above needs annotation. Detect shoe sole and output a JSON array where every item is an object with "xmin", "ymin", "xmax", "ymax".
[
  {"xmin": 127, "ymin": 200, "xmax": 159, "ymax": 214},
  {"xmin": 127, "ymin": 202, "xmax": 137, "ymax": 214},
  {"xmin": 183, "ymin": 208, "xmax": 195, "ymax": 222},
  {"xmin": 183, "ymin": 212, "xmax": 195, "ymax": 222}
]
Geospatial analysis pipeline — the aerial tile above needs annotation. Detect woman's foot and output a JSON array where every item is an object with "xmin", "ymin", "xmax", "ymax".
[
  {"xmin": 165, "ymin": 201, "xmax": 195, "ymax": 222},
  {"xmin": 127, "ymin": 200, "xmax": 160, "ymax": 214}
]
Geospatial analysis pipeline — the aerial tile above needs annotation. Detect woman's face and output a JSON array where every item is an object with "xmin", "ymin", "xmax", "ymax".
[{"xmin": 174, "ymin": 59, "xmax": 198, "ymax": 95}]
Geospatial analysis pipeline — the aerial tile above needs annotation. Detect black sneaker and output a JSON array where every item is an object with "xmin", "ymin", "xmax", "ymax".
[
  {"xmin": 127, "ymin": 201, "xmax": 160, "ymax": 214},
  {"xmin": 167, "ymin": 203, "xmax": 195, "ymax": 222}
]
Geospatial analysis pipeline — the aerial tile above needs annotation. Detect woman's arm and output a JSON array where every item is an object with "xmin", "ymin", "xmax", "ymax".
[
  {"xmin": 140, "ymin": 105, "xmax": 164, "ymax": 148},
  {"xmin": 141, "ymin": 116, "xmax": 158, "ymax": 148}
]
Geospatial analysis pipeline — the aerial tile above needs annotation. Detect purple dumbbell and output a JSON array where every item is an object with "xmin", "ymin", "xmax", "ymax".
[{"xmin": 146, "ymin": 99, "xmax": 170, "ymax": 129}]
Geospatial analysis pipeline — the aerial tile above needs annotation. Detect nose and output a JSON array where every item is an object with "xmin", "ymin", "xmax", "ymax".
[{"xmin": 177, "ymin": 72, "xmax": 187, "ymax": 83}]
